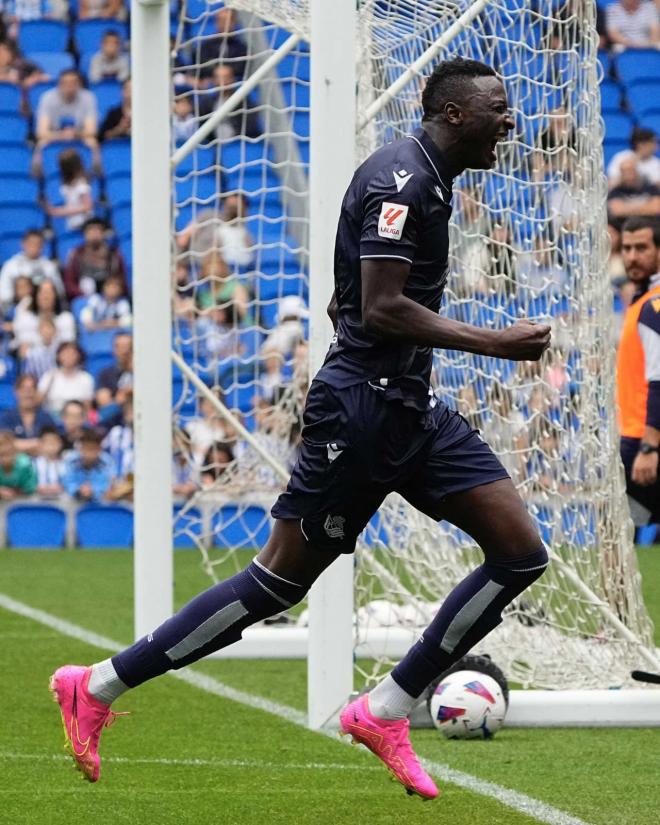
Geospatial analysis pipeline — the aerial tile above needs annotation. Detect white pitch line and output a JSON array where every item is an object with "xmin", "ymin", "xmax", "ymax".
[
  {"xmin": 0, "ymin": 752, "xmax": 380, "ymax": 772},
  {"xmin": 0, "ymin": 592, "xmax": 594, "ymax": 825}
]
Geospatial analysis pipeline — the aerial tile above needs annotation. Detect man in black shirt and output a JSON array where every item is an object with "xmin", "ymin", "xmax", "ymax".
[{"xmin": 52, "ymin": 59, "xmax": 551, "ymax": 799}]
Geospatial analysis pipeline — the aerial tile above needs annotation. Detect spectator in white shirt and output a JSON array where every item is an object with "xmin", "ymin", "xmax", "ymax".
[
  {"xmin": 88, "ymin": 30, "xmax": 130, "ymax": 84},
  {"xmin": 79, "ymin": 0, "xmax": 127, "ymax": 21},
  {"xmin": 46, "ymin": 148, "xmax": 94, "ymax": 233},
  {"xmin": 38, "ymin": 342, "xmax": 94, "ymax": 415},
  {"xmin": 185, "ymin": 391, "xmax": 234, "ymax": 467},
  {"xmin": 261, "ymin": 295, "xmax": 308, "ymax": 358},
  {"xmin": 0, "ymin": 230, "xmax": 63, "ymax": 308},
  {"xmin": 177, "ymin": 193, "xmax": 255, "ymax": 269},
  {"xmin": 12, "ymin": 279, "xmax": 76, "ymax": 357},
  {"xmin": 607, "ymin": 127, "xmax": 660, "ymax": 189},
  {"xmin": 606, "ymin": 0, "xmax": 660, "ymax": 49},
  {"xmin": 80, "ymin": 273, "xmax": 132, "ymax": 331},
  {"xmin": 173, "ymin": 95, "xmax": 196, "ymax": 143}
]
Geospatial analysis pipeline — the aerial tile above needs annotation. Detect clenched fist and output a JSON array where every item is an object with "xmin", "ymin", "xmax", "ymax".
[{"xmin": 490, "ymin": 321, "xmax": 551, "ymax": 361}]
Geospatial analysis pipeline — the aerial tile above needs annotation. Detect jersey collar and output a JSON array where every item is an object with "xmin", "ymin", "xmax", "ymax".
[{"xmin": 408, "ymin": 127, "xmax": 453, "ymax": 198}]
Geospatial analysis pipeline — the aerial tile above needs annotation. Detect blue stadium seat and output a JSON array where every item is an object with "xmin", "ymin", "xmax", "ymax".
[
  {"xmin": 101, "ymin": 138, "xmax": 131, "ymax": 177},
  {"xmin": 7, "ymin": 504, "xmax": 67, "ymax": 548},
  {"xmin": 599, "ymin": 80, "xmax": 620, "ymax": 113},
  {"xmin": 173, "ymin": 505, "xmax": 202, "ymax": 548},
  {"xmin": 0, "ymin": 113, "xmax": 28, "ymax": 143},
  {"xmin": 0, "ymin": 205, "xmax": 45, "ymax": 234},
  {"xmin": 276, "ymin": 54, "xmax": 310, "ymax": 82},
  {"xmin": 175, "ymin": 146, "xmax": 216, "ymax": 176},
  {"xmin": 640, "ymin": 114, "xmax": 660, "ymax": 136},
  {"xmin": 27, "ymin": 52, "xmax": 75, "ymax": 77},
  {"xmin": 280, "ymin": 80, "xmax": 310, "ymax": 110},
  {"xmin": 212, "ymin": 504, "xmax": 271, "ymax": 549},
  {"xmin": 42, "ymin": 142, "xmax": 93, "ymax": 179},
  {"xmin": 174, "ymin": 174, "xmax": 217, "ymax": 205},
  {"xmin": 292, "ymin": 111, "xmax": 309, "ymax": 138},
  {"xmin": 55, "ymin": 231, "xmax": 83, "ymax": 263},
  {"xmin": 627, "ymin": 82, "xmax": 660, "ymax": 119},
  {"xmin": 90, "ymin": 80, "xmax": 122, "ymax": 122},
  {"xmin": 79, "ymin": 328, "xmax": 117, "ymax": 356},
  {"xmin": 0, "ymin": 381, "xmax": 15, "ymax": 409},
  {"xmin": 86, "ymin": 352, "xmax": 115, "ymax": 380},
  {"xmin": 0, "ymin": 175, "xmax": 38, "ymax": 206},
  {"xmin": 0, "ymin": 232, "xmax": 23, "ymax": 263},
  {"xmin": 105, "ymin": 173, "xmax": 132, "ymax": 208},
  {"xmin": 603, "ymin": 112, "xmax": 633, "ymax": 143},
  {"xmin": 26, "ymin": 80, "xmax": 56, "ymax": 115},
  {"xmin": 74, "ymin": 20, "xmax": 129, "ymax": 56},
  {"xmin": 77, "ymin": 504, "xmax": 134, "ymax": 548},
  {"xmin": 616, "ymin": 49, "xmax": 660, "ymax": 86},
  {"xmin": 0, "ymin": 143, "xmax": 31, "ymax": 177},
  {"xmin": 111, "ymin": 204, "xmax": 132, "ymax": 239},
  {"xmin": 0, "ymin": 82, "xmax": 21, "ymax": 114},
  {"xmin": 18, "ymin": 20, "xmax": 69, "ymax": 53},
  {"xmin": 71, "ymin": 295, "xmax": 89, "ymax": 322},
  {"xmin": 219, "ymin": 139, "xmax": 271, "ymax": 169},
  {"xmin": 603, "ymin": 138, "xmax": 628, "ymax": 167}
]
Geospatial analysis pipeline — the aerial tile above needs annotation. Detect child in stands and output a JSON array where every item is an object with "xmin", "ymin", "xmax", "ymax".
[
  {"xmin": 46, "ymin": 148, "xmax": 94, "ymax": 233},
  {"xmin": 35, "ymin": 425, "xmax": 65, "ymax": 498},
  {"xmin": 80, "ymin": 274, "xmax": 132, "ymax": 331}
]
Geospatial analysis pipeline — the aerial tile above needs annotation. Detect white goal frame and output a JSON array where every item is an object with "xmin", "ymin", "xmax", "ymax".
[{"xmin": 132, "ymin": 0, "xmax": 660, "ymax": 729}]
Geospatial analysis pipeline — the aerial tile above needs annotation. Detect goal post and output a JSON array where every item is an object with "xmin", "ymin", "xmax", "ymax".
[
  {"xmin": 132, "ymin": 0, "xmax": 173, "ymax": 638},
  {"xmin": 130, "ymin": 0, "xmax": 660, "ymax": 728}
]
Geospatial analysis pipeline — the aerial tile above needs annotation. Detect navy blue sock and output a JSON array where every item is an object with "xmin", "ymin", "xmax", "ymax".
[
  {"xmin": 112, "ymin": 560, "xmax": 307, "ymax": 687},
  {"xmin": 391, "ymin": 547, "xmax": 549, "ymax": 698}
]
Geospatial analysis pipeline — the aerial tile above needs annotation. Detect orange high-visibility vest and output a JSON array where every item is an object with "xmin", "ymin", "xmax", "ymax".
[{"xmin": 617, "ymin": 283, "xmax": 660, "ymax": 438}]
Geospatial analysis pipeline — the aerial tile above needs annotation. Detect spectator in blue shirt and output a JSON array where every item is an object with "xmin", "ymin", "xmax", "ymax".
[
  {"xmin": 0, "ymin": 374, "xmax": 56, "ymax": 456},
  {"xmin": 62, "ymin": 427, "xmax": 113, "ymax": 502}
]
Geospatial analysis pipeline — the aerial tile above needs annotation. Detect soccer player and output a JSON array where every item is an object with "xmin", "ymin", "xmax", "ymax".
[
  {"xmin": 616, "ymin": 216, "xmax": 660, "ymax": 527},
  {"xmin": 50, "ymin": 58, "xmax": 550, "ymax": 798}
]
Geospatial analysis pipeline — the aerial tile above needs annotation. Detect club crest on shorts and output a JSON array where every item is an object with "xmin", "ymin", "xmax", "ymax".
[
  {"xmin": 378, "ymin": 201, "xmax": 409, "ymax": 240},
  {"xmin": 324, "ymin": 514, "xmax": 346, "ymax": 539}
]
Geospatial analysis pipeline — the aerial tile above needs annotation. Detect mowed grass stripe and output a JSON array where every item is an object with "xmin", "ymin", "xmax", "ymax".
[{"xmin": 0, "ymin": 592, "xmax": 593, "ymax": 825}]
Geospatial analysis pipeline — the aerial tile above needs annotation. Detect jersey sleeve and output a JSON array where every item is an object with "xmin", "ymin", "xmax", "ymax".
[
  {"xmin": 638, "ymin": 296, "xmax": 660, "ymax": 429},
  {"xmin": 359, "ymin": 173, "xmax": 425, "ymax": 264},
  {"xmin": 638, "ymin": 297, "xmax": 660, "ymax": 383}
]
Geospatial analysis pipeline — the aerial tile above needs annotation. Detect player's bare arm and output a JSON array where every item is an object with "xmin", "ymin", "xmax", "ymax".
[{"xmin": 361, "ymin": 258, "xmax": 551, "ymax": 361}]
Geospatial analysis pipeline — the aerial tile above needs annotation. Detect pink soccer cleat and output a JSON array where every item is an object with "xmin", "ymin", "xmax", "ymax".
[
  {"xmin": 339, "ymin": 694, "xmax": 439, "ymax": 800},
  {"xmin": 49, "ymin": 665, "xmax": 126, "ymax": 782}
]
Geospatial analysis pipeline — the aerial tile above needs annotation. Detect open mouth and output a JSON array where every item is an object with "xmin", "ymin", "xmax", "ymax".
[{"xmin": 487, "ymin": 134, "xmax": 507, "ymax": 162}]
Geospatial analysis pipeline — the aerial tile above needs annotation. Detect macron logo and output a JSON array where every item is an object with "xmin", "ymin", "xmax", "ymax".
[
  {"xmin": 393, "ymin": 169, "xmax": 413, "ymax": 192},
  {"xmin": 377, "ymin": 201, "xmax": 409, "ymax": 240}
]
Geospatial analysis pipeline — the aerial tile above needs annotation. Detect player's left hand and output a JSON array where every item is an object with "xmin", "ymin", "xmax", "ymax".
[{"xmin": 632, "ymin": 451, "xmax": 658, "ymax": 486}]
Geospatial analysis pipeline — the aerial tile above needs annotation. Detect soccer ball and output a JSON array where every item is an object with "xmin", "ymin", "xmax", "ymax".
[{"xmin": 428, "ymin": 670, "xmax": 507, "ymax": 739}]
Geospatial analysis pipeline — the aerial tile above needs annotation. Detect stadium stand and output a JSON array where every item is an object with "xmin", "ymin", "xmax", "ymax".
[{"xmin": 0, "ymin": 0, "xmax": 656, "ymax": 548}]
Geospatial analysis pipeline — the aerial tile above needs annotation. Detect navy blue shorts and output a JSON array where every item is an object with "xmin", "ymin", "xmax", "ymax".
[{"xmin": 272, "ymin": 380, "xmax": 509, "ymax": 552}]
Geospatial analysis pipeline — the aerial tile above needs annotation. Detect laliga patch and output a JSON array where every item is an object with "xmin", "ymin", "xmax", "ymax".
[{"xmin": 378, "ymin": 201, "xmax": 409, "ymax": 240}]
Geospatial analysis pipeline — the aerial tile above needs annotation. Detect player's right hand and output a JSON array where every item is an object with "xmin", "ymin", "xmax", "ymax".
[{"xmin": 491, "ymin": 321, "xmax": 551, "ymax": 361}]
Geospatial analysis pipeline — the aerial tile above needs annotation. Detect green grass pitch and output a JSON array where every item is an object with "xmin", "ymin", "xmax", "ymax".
[{"xmin": 1, "ymin": 547, "xmax": 659, "ymax": 825}]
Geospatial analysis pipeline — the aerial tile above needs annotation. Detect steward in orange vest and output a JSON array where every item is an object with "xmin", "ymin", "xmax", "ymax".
[{"xmin": 616, "ymin": 217, "xmax": 660, "ymax": 525}]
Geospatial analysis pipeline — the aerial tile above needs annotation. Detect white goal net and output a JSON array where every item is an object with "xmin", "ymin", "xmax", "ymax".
[{"xmin": 169, "ymin": 0, "xmax": 658, "ymax": 692}]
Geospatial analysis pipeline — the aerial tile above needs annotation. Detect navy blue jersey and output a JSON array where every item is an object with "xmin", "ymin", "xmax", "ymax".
[{"xmin": 315, "ymin": 127, "xmax": 454, "ymax": 410}]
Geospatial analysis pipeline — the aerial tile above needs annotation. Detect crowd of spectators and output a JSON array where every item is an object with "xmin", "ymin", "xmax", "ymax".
[{"xmin": 0, "ymin": 2, "xmax": 298, "ymax": 513}]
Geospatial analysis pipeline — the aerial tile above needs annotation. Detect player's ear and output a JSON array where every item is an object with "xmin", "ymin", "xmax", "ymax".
[{"xmin": 444, "ymin": 101, "xmax": 462, "ymax": 126}]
